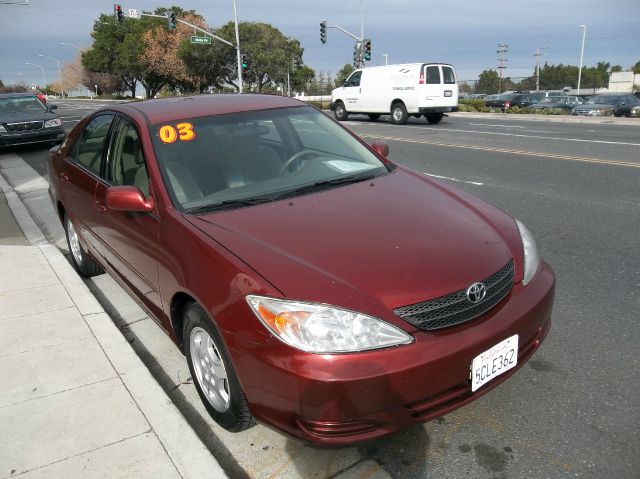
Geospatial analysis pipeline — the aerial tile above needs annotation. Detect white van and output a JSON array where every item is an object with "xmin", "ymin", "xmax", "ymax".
[{"xmin": 330, "ymin": 63, "xmax": 459, "ymax": 124}]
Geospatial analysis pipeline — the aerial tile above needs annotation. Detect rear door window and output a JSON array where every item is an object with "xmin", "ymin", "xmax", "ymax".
[
  {"xmin": 425, "ymin": 66, "xmax": 441, "ymax": 84},
  {"xmin": 442, "ymin": 66, "xmax": 456, "ymax": 84}
]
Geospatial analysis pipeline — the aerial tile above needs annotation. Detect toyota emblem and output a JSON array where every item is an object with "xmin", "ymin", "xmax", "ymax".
[{"xmin": 466, "ymin": 282, "xmax": 487, "ymax": 303}]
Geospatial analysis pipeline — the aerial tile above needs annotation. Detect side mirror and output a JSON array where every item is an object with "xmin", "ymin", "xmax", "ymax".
[
  {"xmin": 342, "ymin": 81, "xmax": 347, "ymax": 87},
  {"xmin": 49, "ymin": 104, "xmax": 58, "ymax": 110},
  {"xmin": 106, "ymin": 186, "xmax": 154, "ymax": 213},
  {"xmin": 371, "ymin": 141, "xmax": 389, "ymax": 157}
]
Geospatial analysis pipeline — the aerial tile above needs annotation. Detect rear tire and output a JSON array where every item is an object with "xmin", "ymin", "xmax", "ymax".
[
  {"xmin": 368, "ymin": 114, "xmax": 381, "ymax": 122},
  {"xmin": 390, "ymin": 102, "xmax": 408, "ymax": 125},
  {"xmin": 64, "ymin": 214, "xmax": 104, "ymax": 277},
  {"xmin": 426, "ymin": 113, "xmax": 444, "ymax": 124},
  {"xmin": 334, "ymin": 101, "xmax": 348, "ymax": 121},
  {"xmin": 183, "ymin": 302, "xmax": 256, "ymax": 432}
]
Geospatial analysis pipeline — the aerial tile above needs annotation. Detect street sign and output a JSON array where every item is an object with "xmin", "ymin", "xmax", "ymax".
[
  {"xmin": 126, "ymin": 8, "xmax": 140, "ymax": 18},
  {"xmin": 191, "ymin": 36, "xmax": 212, "ymax": 45}
]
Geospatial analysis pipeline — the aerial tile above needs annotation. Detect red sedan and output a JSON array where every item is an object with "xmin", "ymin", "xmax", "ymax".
[{"xmin": 48, "ymin": 94, "xmax": 554, "ymax": 446}]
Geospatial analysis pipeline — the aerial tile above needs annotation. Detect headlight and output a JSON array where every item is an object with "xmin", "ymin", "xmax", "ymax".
[
  {"xmin": 246, "ymin": 295, "xmax": 413, "ymax": 353},
  {"xmin": 515, "ymin": 219, "xmax": 540, "ymax": 286},
  {"xmin": 44, "ymin": 118, "xmax": 62, "ymax": 128}
]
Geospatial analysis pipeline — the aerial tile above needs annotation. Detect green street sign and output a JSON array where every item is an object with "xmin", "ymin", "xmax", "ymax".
[{"xmin": 191, "ymin": 36, "xmax": 212, "ymax": 45}]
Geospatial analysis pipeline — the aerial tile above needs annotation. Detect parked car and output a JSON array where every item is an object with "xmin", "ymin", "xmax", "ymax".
[
  {"xmin": 48, "ymin": 94, "xmax": 555, "ymax": 446},
  {"xmin": 531, "ymin": 96, "xmax": 582, "ymax": 111},
  {"xmin": 0, "ymin": 92, "xmax": 65, "ymax": 148},
  {"xmin": 571, "ymin": 94, "xmax": 640, "ymax": 117},
  {"xmin": 630, "ymin": 104, "xmax": 640, "ymax": 117},
  {"xmin": 331, "ymin": 63, "xmax": 459, "ymax": 125},
  {"xmin": 485, "ymin": 93, "xmax": 537, "ymax": 110},
  {"xmin": 464, "ymin": 93, "xmax": 487, "ymax": 100}
]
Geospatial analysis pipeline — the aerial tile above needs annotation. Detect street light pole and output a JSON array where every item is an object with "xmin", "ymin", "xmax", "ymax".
[
  {"xmin": 38, "ymin": 54, "xmax": 63, "ymax": 98},
  {"xmin": 59, "ymin": 42, "xmax": 83, "ymax": 51},
  {"xmin": 382, "ymin": 53, "xmax": 388, "ymax": 66},
  {"xmin": 25, "ymin": 62, "xmax": 45, "ymax": 89},
  {"xmin": 360, "ymin": 0, "xmax": 364, "ymax": 42},
  {"xmin": 577, "ymin": 25, "xmax": 587, "ymax": 95},
  {"xmin": 232, "ymin": 0, "xmax": 243, "ymax": 93}
]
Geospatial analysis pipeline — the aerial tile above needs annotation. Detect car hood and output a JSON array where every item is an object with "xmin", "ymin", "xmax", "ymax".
[
  {"xmin": 186, "ymin": 168, "xmax": 522, "ymax": 317},
  {"xmin": 0, "ymin": 110, "xmax": 57, "ymax": 123}
]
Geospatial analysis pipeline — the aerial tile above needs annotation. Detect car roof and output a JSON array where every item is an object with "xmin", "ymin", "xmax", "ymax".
[{"xmin": 118, "ymin": 93, "xmax": 308, "ymax": 125}]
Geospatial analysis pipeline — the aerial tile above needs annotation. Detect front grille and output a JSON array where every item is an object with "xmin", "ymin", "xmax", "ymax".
[
  {"xmin": 4, "ymin": 121, "xmax": 43, "ymax": 132},
  {"xmin": 394, "ymin": 260, "xmax": 514, "ymax": 331}
]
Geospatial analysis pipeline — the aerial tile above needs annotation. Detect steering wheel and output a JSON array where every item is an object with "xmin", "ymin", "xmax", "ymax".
[{"xmin": 279, "ymin": 149, "xmax": 321, "ymax": 176}]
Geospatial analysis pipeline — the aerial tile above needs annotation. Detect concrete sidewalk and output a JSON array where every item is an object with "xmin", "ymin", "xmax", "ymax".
[{"xmin": 0, "ymin": 175, "xmax": 225, "ymax": 477}]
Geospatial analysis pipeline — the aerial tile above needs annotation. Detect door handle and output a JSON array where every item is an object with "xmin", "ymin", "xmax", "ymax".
[
  {"xmin": 60, "ymin": 172, "xmax": 69, "ymax": 181},
  {"xmin": 95, "ymin": 201, "xmax": 107, "ymax": 214}
]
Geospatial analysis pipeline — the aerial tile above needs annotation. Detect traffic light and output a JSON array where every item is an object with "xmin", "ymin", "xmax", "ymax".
[
  {"xmin": 114, "ymin": 4, "xmax": 124, "ymax": 24},
  {"xmin": 292, "ymin": 57, "xmax": 299, "ymax": 70},
  {"xmin": 241, "ymin": 53, "xmax": 248, "ymax": 70},
  {"xmin": 363, "ymin": 39, "xmax": 372, "ymax": 61},
  {"xmin": 167, "ymin": 11, "xmax": 177, "ymax": 30},
  {"xmin": 320, "ymin": 21, "xmax": 327, "ymax": 44},
  {"xmin": 353, "ymin": 41, "xmax": 361, "ymax": 67}
]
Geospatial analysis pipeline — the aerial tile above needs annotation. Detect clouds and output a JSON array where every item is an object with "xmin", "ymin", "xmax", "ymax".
[{"xmin": 1, "ymin": 0, "xmax": 638, "ymax": 86}]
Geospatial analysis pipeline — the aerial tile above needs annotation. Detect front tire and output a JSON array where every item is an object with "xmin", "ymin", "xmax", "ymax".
[
  {"xmin": 426, "ymin": 113, "xmax": 444, "ymax": 124},
  {"xmin": 334, "ymin": 101, "xmax": 348, "ymax": 121},
  {"xmin": 64, "ymin": 214, "xmax": 104, "ymax": 277},
  {"xmin": 183, "ymin": 302, "xmax": 255, "ymax": 432},
  {"xmin": 390, "ymin": 102, "xmax": 408, "ymax": 125}
]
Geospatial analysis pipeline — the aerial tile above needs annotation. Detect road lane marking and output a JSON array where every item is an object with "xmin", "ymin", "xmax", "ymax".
[
  {"xmin": 425, "ymin": 173, "xmax": 484, "ymax": 186},
  {"xmin": 469, "ymin": 123, "xmax": 525, "ymax": 129},
  {"xmin": 361, "ymin": 134, "xmax": 640, "ymax": 169},
  {"xmin": 353, "ymin": 122, "xmax": 640, "ymax": 147}
]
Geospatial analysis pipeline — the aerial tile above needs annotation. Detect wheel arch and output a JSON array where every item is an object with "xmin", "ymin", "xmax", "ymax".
[{"xmin": 170, "ymin": 291, "xmax": 198, "ymax": 351}]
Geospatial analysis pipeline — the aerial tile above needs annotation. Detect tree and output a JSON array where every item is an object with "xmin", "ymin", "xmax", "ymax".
[
  {"xmin": 476, "ymin": 70, "xmax": 500, "ymax": 94},
  {"xmin": 611, "ymin": 65, "xmax": 623, "ymax": 73},
  {"xmin": 182, "ymin": 21, "xmax": 304, "ymax": 93},
  {"xmin": 291, "ymin": 65, "xmax": 315, "ymax": 93},
  {"xmin": 632, "ymin": 61, "xmax": 640, "ymax": 74},
  {"xmin": 334, "ymin": 64, "xmax": 355, "ymax": 88}
]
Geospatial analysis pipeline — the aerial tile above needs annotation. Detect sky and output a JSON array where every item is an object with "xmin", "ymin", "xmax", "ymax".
[{"xmin": 1, "ymin": 0, "xmax": 639, "ymax": 89}]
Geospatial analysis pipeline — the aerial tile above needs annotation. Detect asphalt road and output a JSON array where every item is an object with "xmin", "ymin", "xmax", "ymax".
[{"xmin": 7, "ymin": 99, "xmax": 640, "ymax": 478}]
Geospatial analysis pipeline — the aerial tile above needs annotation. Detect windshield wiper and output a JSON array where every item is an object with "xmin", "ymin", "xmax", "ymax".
[
  {"xmin": 274, "ymin": 173, "xmax": 377, "ymax": 201},
  {"xmin": 185, "ymin": 197, "xmax": 273, "ymax": 214}
]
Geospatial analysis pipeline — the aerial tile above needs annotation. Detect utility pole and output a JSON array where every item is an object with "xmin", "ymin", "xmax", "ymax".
[
  {"xmin": 534, "ymin": 46, "xmax": 549, "ymax": 91},
  {"xmin": 497, "ymin": 43, "xmax": 508, "ymax": 93}
]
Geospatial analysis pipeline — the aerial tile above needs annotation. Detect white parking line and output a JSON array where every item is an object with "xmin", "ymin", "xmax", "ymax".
[{"xmin": 425, "ymin": 173, "xmax": 484, "ymax": 186}]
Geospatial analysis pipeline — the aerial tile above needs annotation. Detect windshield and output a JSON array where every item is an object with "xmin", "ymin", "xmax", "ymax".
[
  {"xmin": 496, "ymin": 93, "xmax": 515, "ymax": 100},
  {"xmin": 151, "ymin": 106, "xmax": 390, "ymax": 212},
  {"xmin": 0, "ymin": 96, "xmax": 47, "ymax": 114},
  {"xmin": 586, "ymin": 96, "xmax": 620, "ymax": 105}
]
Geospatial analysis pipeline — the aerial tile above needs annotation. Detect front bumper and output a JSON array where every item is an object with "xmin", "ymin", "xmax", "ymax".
[
  {"xmin": 0, "ymin": 127, "xmax": 66, "ymax": 147},
  {"xmin": 228, "ymin": 262, "xmax": 555, "ymax": 446}
]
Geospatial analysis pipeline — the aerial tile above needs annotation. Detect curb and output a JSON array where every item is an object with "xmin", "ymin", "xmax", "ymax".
[{"xmin": 0, "ymin": 164, "xmax": 227, "ymax": 479}]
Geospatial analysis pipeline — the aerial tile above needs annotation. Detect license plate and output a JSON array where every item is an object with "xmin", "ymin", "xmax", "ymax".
[{"xmin": 471, "ymin": 335, "xmax": 519, "ymax": 392}]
